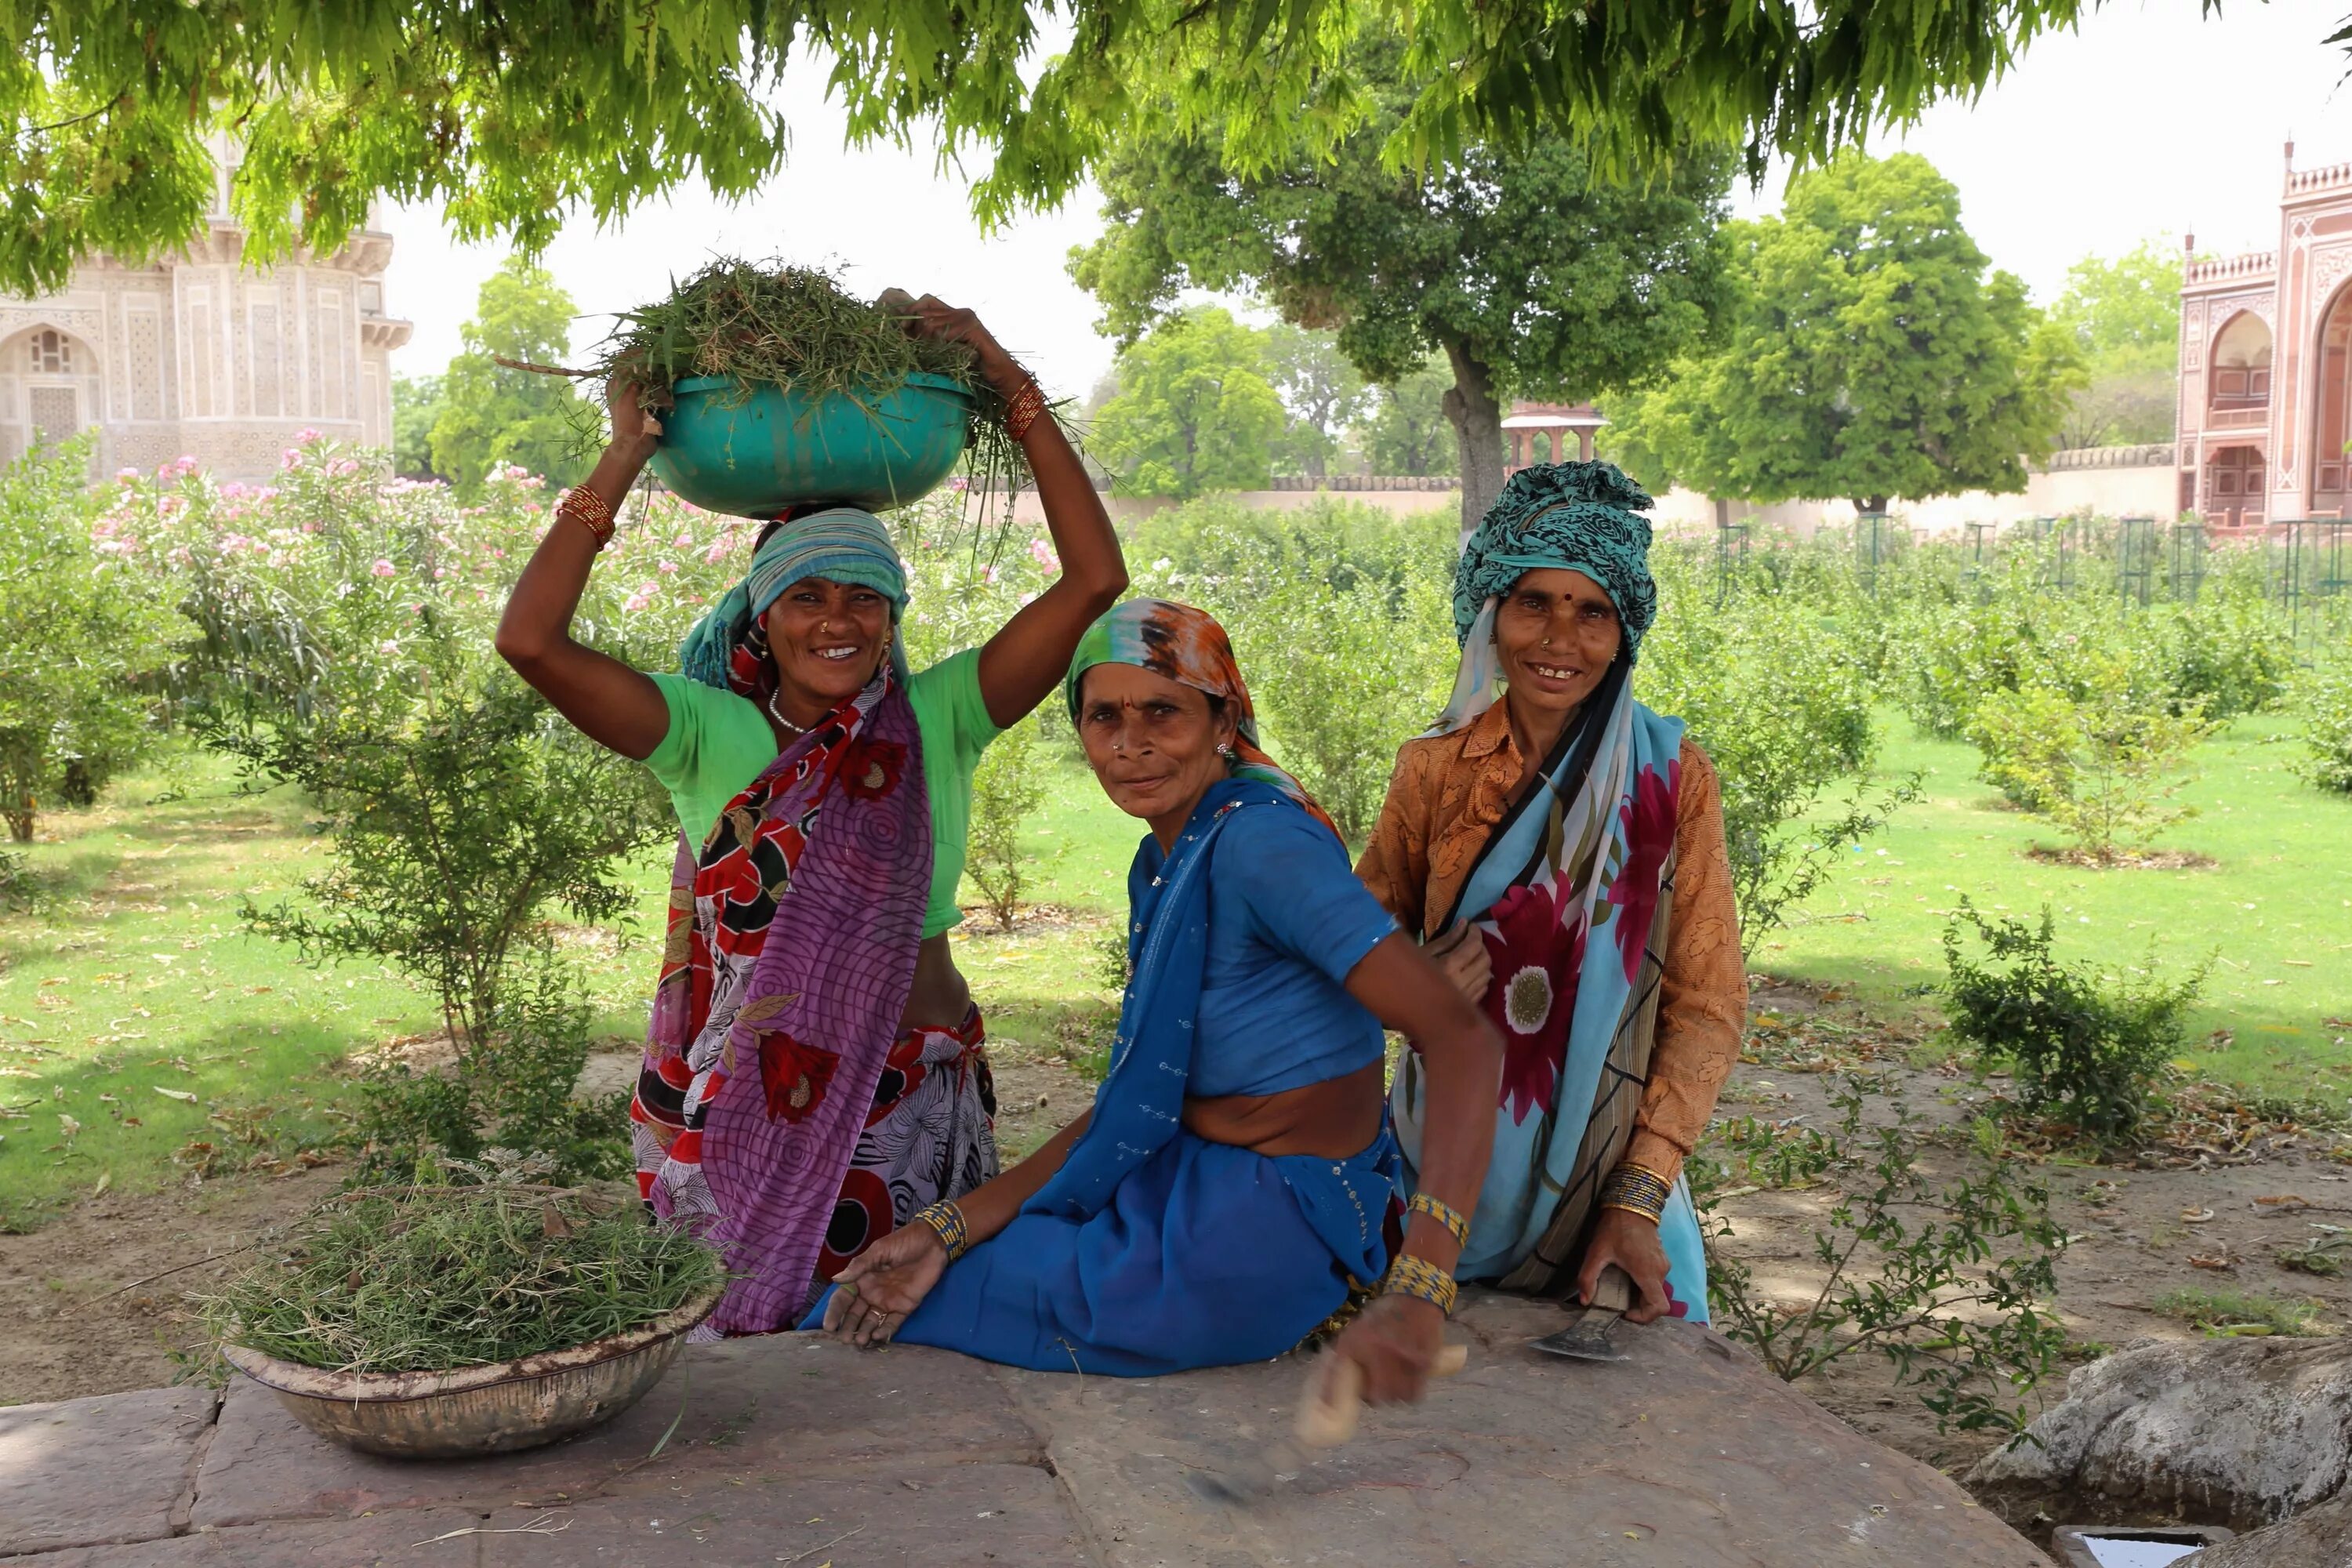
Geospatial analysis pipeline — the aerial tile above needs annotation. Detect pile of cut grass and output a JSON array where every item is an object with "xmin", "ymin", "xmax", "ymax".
[
  {"xmin": 2151, "ymin": 1286, "xmax": 2325, "ymax": 1338},
  {"xmin": 198, "ymin": 1185, "xmax": 724, "ymax": 1374},
  {"xmin": 597, "ymin": 260, "xmax": 989, "ymax": 407}
]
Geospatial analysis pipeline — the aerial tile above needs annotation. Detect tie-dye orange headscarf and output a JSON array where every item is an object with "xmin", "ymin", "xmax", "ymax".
[{"xmin": 1062, "ymin": 598, "xmax": 1340, "ymax": 840}]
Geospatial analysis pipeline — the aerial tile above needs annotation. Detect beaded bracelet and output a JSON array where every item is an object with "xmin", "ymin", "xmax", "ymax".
[
  {"xmin": 1004, "ymin": 378, "xmax": 1048, "ymax": 442},
  {"xmin": 1406, "ymin": 1192, "xmax": 1472, "ymax": 1250},
  {"xmin": 559, "ymin": 485, "xmax": 615, "ymax": 550},
  {"xmin": 1599, "ymin": 1162, "xmax": 1672, "ymax": 1224},
  {"xmin": 1381, "ymin": 1252, "xmax": 1460, "ymax": 1317},
  {"xmin": 911, "ymin": 1199, "xmax": 971, "ymax": 1262}
]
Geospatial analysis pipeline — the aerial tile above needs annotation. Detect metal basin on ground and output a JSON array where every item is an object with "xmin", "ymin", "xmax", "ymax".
[
  {"xmin": 648, "ymin": 373, "xmax": 975, "ymax": 516},
  {"xmin": 219, "ymin": 1285, "xmax": 723, "ymax": 1460}
]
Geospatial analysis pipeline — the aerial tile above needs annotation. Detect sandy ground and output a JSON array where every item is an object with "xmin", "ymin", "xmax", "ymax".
[{"xmin": 5, "ymin": 977, "xmax": 2345, "ymax": 1500}]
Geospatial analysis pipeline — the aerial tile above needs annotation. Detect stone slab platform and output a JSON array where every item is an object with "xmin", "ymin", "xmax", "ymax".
[{"xmin": 1, "ymin": 1292, "xmax": 2045, "ymax": 1566}]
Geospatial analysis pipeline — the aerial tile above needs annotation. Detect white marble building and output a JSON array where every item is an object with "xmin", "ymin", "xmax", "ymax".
[{"xmin": 0, "ymin": 142, "xmax": 412, "ymax": 481}]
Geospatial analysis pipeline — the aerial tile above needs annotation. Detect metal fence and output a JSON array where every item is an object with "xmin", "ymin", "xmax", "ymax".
[{"xmin": 1699, "ymin": 513, "xmax": 2351, "ymax": 645}]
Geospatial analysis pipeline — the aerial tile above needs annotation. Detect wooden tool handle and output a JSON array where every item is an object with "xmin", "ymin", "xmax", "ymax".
[
  {"xmin": 1588, "ymin": 1264, "xmax": 1635, "ymax": 1315},
  {"xmin": 1295, "ymin": 1343, "xmax": 1471, "ymax": 1450}
]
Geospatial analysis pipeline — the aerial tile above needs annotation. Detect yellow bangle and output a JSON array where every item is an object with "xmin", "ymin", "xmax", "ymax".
[
  {"xmin": 911, "ymin": 1200, "xmax": 971, "ymax": 1261},
  {"xmin": 1406, "ymin": 1192, "xmax": 1471, "ymax": 1249},
  {"xmin": 1380, "ymin": 1252, "xmax": 1460, "ymax": 1316}
]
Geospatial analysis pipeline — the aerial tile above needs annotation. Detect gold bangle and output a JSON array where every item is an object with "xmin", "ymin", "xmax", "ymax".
[
  {"xmin": 1380, "ymin": 1252, "xmax": 1460, "ymax": 1316},
  {"xmin": 1406, "ymin": 1192, "xmax": 1472, "ymax": 1250},
  {"xmin": 1599, "ymin": 1163, "xmax": 1671, "ymax": 1223},
  {"xmin": 911, "ymin": 1200, "xmax": 971, "ymax": 1262}
]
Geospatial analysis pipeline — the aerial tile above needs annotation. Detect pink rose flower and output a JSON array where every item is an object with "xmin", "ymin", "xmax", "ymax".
[
  {"xmin": 295, "ymin": 427, "xmax": 321, "ymax": 444},
  {"xmin": 372, "ymin": 559, "xmax": 397, "ymax": 577}
]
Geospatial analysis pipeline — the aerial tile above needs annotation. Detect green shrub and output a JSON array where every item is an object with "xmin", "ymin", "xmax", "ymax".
[
  {"xmin": 1941, "ymin": 900, "xmax": 2206, "ymax": 1143},
  {"xmin": 2296, "ymin": 642, "xmax": 2352, "ymax": 794},
  {"xmin": 1639, "ymin": 554, "xmax": 1905, "ymax": 955},
  {"xmin": 1697, "ymin": 1075, "xmax": 2068, "ymax": 1436},
  {"xmin": 1225, "ymin": 571, "xmax": 1456, "ymax": 844},
  {"xmin": 0, "ymin": 437, "xmax": 178, "ymax": 839},
  {"xmin": 2140, "ymin": 579, "xmax": 2294, "ymax": 720},
  {"xmin": 964, "ymin": 711, "xmax": 1051, "ymax": 931},
  {"xmin": 1966, "ymin": 652, "xmax": 2217, "ymax": 861},
  {"xmin": 224, "ymin": 637, "xmax": 670, "ymax": 1181}
]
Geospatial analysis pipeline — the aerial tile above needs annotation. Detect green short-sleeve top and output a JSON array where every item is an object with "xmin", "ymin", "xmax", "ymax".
[{"xmin": 643, "ymin": 648, "xmax": 1000, "ymax": 938}]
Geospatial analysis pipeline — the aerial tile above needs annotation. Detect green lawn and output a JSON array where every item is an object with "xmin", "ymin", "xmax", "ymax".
[
  {"xmin": 3, "ymin": 712, "xmax": 2345, "ymax": 1232},
  {"xmin": 1759, "ymin": 711, "xmax": 2352, "ymax": 1099}
]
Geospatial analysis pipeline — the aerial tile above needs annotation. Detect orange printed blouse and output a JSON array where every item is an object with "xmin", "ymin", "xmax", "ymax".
[{"xmin": 1354, "ymin": 701, "xmax": 1747, "ymax": 1183}]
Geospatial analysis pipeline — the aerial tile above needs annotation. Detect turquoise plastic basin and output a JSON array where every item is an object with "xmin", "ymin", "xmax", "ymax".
[{"xmin": 648, "ymin": 373, "xmax": 975, "ymax": 517}]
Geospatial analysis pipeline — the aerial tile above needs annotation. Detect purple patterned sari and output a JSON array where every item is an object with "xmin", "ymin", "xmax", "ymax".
[{"xmin": 631, "ymin": 670, "xmax": 933, "ymax": 1336}]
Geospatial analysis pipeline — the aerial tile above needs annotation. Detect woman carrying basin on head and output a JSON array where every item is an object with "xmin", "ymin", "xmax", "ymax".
[
  {"xmin": 1354, "ymin": 461, "xmax": 1745, "ymax": 1326},
  {"xmin": 813, "ymin": 600, "xmax": 1504, "ymax": 1403},
  {"xmin": 496, "ymin": 294, "xmax": 1126, "ymax": 1338}
]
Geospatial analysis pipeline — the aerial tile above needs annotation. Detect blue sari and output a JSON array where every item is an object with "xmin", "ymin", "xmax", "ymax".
[{"xmin": 804, "ymin": 778, "xmax": 1399, "ymax": 1374}]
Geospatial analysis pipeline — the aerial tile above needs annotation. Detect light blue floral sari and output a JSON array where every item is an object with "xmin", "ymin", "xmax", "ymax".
[{"xmin": 1393, "ymin": 612, "xmax": 1709, "ymax": 1319}]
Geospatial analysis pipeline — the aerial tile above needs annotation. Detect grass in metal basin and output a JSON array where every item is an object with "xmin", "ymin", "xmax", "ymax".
[{"xmin": 198, "ymin": 1185, "xmax": 724, "ymax": 1374}]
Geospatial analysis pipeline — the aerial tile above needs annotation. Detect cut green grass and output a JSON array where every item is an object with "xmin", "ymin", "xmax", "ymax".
[
  {"xmin": 2151, "ymin": 1286, "xmax": 2328, "ymax": 1338},
  {"xmin": 196, "ymin": 1182, "xmax": 724, "ymax": 1373}
]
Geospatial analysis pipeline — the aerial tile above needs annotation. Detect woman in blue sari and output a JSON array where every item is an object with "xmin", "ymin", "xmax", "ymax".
[{"xmin": 811, "ymin": 600, "xmax": 1504, "ymax": 1401}]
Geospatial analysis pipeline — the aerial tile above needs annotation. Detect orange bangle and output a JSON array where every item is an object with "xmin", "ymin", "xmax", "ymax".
[
  {"xmin": 1004, "ymin": 379, "xmax": 1047, "ymax": 442},
  {"xmin": 560, "ymin": 486, "xmax": 615, "ymax": 550}
]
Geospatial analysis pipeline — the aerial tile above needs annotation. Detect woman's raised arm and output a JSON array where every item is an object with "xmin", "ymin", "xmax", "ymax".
[
  {"xmin": 880, "ymin": 292, "xmax": 1127, "ymax": 728},
  {"xmin": 495, "ymin": 381, "xmax": 672, "ymax": 760}
]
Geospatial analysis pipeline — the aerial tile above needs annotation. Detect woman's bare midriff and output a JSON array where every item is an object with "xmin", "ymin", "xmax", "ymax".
[
  {"xmin": 1182, "ymin": 1061, "xmax": 1385, "ymax": 1160},
  {"xmin": 900, "ymin": 933, "xmax": 975, "ymax": 1033}
]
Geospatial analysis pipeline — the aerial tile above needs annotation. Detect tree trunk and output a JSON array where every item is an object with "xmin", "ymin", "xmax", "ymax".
[
  {"xmin": 1441, "ymin": 339, "xmax": 1506, "ymax": 545},
  {"xmin": 5, "ymin": 800, "xmax": 31, "ymax": 843}
]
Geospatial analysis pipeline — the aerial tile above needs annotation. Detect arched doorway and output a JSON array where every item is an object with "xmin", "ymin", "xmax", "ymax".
[
  {"xmin": 2313, "ymin": 282, "xmax": 2352, "ymax": 516},
  {"xmin": 0, "ymin": 325, "xmax": 100, "ymax": 469},
  {"xmin": 2201, "ymin": 312, "xmax": 2273, "ymax": 526},
  {"xmin": 2209, "ymin": 311, "xmax": 2273, "ymax": 416}
]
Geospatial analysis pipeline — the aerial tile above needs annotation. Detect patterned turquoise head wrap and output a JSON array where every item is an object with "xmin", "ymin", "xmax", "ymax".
[
  {"xmin": 678, "ymin": 507, "xmax": 910, "ymax": 688},
  {"xmin": 1454, "ymin": 460, "xmax": 1657, "ymax": 662}
]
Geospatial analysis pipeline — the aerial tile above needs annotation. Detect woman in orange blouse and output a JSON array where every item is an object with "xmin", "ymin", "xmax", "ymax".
[{"xmin": 1356, "ymin": 461, "xmax": 1744, "ymax": 1324}]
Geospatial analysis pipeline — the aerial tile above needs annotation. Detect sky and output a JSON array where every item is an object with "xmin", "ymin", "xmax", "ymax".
[{"xmin": 381, "ymin": 0, "xmax": 2352, "ymax": 398}]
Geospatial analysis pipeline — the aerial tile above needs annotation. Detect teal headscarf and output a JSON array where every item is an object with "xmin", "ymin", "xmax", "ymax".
[
  {"xmin": 678, "ymin": 507, "xmax": 910, "ymax": 688},
  {"xmin": 1454, "ymin": 461, "xmax": 1657, "ymax": 660}
]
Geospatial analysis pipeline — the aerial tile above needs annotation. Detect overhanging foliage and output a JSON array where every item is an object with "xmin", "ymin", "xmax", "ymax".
[{"xmin": 0, "ymin": 0, "xmax": 2118, "ymax": 294}]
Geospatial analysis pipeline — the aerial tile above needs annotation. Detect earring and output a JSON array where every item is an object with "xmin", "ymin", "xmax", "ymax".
[{"xmin": 1216, "ymin": 742, "xmax": 1236, "ymax": 760}]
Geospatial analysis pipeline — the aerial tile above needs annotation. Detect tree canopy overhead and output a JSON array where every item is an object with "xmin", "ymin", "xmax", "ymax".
[
  {"xmin": 1073, "ymin": 33, "xmax": 1733, "ymax": 534},
  {"xmin": 0, "ymin": 0, "xmax": 2111, "ymax": 296}
]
